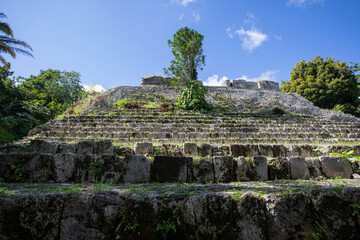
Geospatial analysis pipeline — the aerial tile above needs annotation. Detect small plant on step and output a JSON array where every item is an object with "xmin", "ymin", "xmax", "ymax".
[{"xmin": 156, "ymin": 218, "xmax": 176, "ymax": 240}]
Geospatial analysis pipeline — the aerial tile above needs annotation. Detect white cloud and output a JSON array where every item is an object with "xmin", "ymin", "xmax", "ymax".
[
  {"xmin": 236, "ymin": 70, "xmax": 279, "ymax": 82},
  {"xmin": 172, "ymin": 0, "xmax": 196, "ymax": 7},
  {"xmin": 286, "ymin": 0, "xmax": 323, "ymax": 7},
  {"xmin": 233, "ymin": 27, "xmax": 268, "ymax": 51},
  {"xmin": 243, "ymin": 11, "xmax": 255, "ymax": 24},
  {"xmin": 226, "ymin": 27, "xmax": 233, "ymax": 38},
  {"xmin": 203, "ymin": 74, "xmax": 228, "ymax": 86},
  {"xmin": 83, "ymin": 84, "xmax": 106, "ymax": 92},
  {"xmin": 192, "ymin": 11, "xmax": 200, "ymax": 22},
  {"xmin": 274, "ymin": 34, "xmax": 282, "ymax": 41},
  {"xmin": 178, "ymin": 13, "xmax": 184, "ymax": 21}
]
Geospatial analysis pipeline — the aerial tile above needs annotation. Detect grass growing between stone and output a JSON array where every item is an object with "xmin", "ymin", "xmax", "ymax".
[{"xmin": 0, "ymin": 179, "xmax": 359, "ymax": 198}]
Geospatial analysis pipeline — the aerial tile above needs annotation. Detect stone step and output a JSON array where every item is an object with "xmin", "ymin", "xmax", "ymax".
[{"xmin": 1, "ymin": 181, "xmax": 359, "ymax": 239}]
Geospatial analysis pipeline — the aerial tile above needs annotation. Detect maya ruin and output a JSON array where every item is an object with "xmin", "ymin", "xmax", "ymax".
[{"xmin": 1, "ymin": 76, "xmax": 360, "ymax": 239}]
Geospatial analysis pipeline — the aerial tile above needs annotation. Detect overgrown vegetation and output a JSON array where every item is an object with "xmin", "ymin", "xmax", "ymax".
[
  {"xmin": 0, "ymin": 65, "xmax": 87, "ymax": 144},
  {"xmin": 281, "ymin": 56, "xmax": 360, "ymax": 116}
]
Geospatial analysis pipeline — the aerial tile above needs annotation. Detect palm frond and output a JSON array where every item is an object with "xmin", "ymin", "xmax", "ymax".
[
  {"xmin": 0, "ymin": 13, "xmax": 7, "ymax": 19},
  {"xmin": 0, "ymin": 36, "xmax": 32, "ymax": 50},
  {"xmin": 0, "ymin": 21, "xmax": 14, "ymax": 37},
  {"xmin": 0, "ymin": 43, "xmax": 16, "ymax": 57},
  {"xmin": 0, "ymin": 55, "xmax": 7, "ymax": 64},
  {"xmin": 7, "ymin": 46, "xmax": 33, "ymax": 58}
]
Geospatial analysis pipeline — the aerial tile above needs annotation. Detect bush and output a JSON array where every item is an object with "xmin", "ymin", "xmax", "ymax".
[
  {"xmin": 115, "ymin": 99, "xmax": 129, "ymax": 109},
  {"xmin": 176, "ymin": 79, "xmax": 213, "ymax": 112}
]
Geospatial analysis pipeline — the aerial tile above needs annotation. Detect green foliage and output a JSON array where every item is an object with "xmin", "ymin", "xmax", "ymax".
[
  {"xmin": 115, "ymin": 99, "xmax": 129, "ymax": 109},
  {"xmin": 281, "ymin": 56, "xmax": 360, "ymax": 114},
  {"xmin": 164, "ymin": 27, "xmax": 205, "ymax": 86},
  {"xmin": 0, "ymin": 65, "xmax": 86, "ymax": 144},
  {"xmin": 156, "ymin": 219, "xmax": 176, "ymax": 240},
  {"xmin": 19, "ymin": 69, "xmax": 86, "ymax": 123},
  {"xmin": 176, "ymin": 79, "xmax": 213, "ymax": 112},
  {"xmin": 330, "ymin": 150, "xmax": 360, "ymax": 160}
]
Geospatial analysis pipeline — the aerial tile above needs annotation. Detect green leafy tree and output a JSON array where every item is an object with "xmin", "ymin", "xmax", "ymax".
[
  {"xmin": 164, "ymin": 27, "xmax": 205, "ymax": 85},
  {"xmin": 0, "ymin": 12, "xmax": 33, "ymax": 64},
  {"xmin": 165, "ymin": 27, "xmax": 212, "ymax": 112},
  {"xmin": 0, "ymin": 64, "xmax": 38, "ymax": 144},
  {"xmin": 19, "ymin": 69, "xmax": 86, "ymax": 122},
  {"xmin": 281, "ymin": 56, "xmax": 360, "ymax": 114}
]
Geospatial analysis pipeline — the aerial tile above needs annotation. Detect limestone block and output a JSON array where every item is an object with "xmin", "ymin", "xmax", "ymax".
[
  {"xmin": 123, "ymin": 155, "xmax": 150, "ymax": 183},
  {"xmin": 258, "ymin": 145, "xmax": 273, "ymax": 157},
  {"xmin": 74, "ymin": 154, "xmax": 97, "ymax": 182},
  {"xmin": 305, "ymin": 158, "xmax": 322, "ymax": 178},
  {"xmin": 234, "ymin": 157, "xmax": 252, "ymax": 181},
  {"xmin": 193, "ymin": 158, "xmax": 215, "ymax": 183},
  {"xmin": 230, "ymin": 144, "xmax": 245, "ymax": 157},
  {"xmin": 198, "ymin": 143, "xmax": 212, "ymax": 157},
  {"xmin": 319, "ymin": 156, "xmax": 353, "ymax": 178},
  {"xmin": 220, "ymin": 79, "xmax": 231, "ymax": 87},
  {"xmin": 150, "ymin": 156, "xmax": 192, "ymax": 182},
  {"xmin": 57, "ymin": 143, "xmax": 76, "ymax": 153},
  {"xmin": 252, "ymin": 156, "xmax": 268, "ymax": 181},
  {"xmin": 232, "ymin": 79, "xmax": 257, "ymax": 89},
  {"xmin": 244, "ymin": 144, "xmax": 259, "ymax": 157},
  {"xmin": 94, "ymin": 140, "xmax": 113, "ymax": 155},
  {"xmin": 134, "ymin": 142, "xmax": 153, "ymax": 155},
  {"xmin": 54, "ymin": 153, "xmax": 78, "ymax": 182},
  {"xmin": 256, "ymin": 80, "xmax": 280, "ymax": 91},
  {"xmin": 76, "ymin": 141, "xmax": 94, "ymax": 155},
  {"xmin": 183, "ymin": 143, "xmax": 198, "ymax": 156},
  {"xmin": 140, "ymin": 75, "xmax": 171, "ymax": 86},
  {"xmin": 286, "ymin": 145, "xmax": 301, "ymax": 156},
  {"xmin": 213, "ymin": 156, "xmax": 234, "ymax": 183},
  {"xmin": 272, "ymin": 145, "xmax": 287, "ymax": 157},
  {"xmin": 288, "ymin": 157, "xmax": 310, "ymax": 179},
  {"xmin": 30, "ymin": 140, "xmax": 59, "ymax": 154}
]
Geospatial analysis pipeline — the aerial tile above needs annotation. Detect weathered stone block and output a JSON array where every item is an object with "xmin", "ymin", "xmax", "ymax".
[
  {"xmin": 198, "ymin": 143, "xmax": 212, "ymax": 157},
  {"xmin": 30, "ymin": 140, "xmax": 59, "ymax": 154},
  {"xmin": 54, "ymin": 153, "xmax": 78, "ymax": 182},
  {"xmin": 230, "ymin": 144, "xmax": 245, "ymax": 157},
  {"xmin": 134, "ymin": 142, "xmax": 153, "ymax": 155},
  {"xmin": 319, "ymin": 156, "xmax": 352, "ymax": 178},
  {"xmin": 76, "ymin": 141, "xmax": 94, "ymax": 155},
  {"xmin": 256, "ymin": 80, "xmax": 280, "ymax": 91},
  {"xmin": 57, "ymin": 143, "xmax": 76, "ymax": 153},
  {"xmin": 151, "ymin": 156, "xmax": 192, "ymax": 182},
  {"xmin": 305, "ymin": 158, "xmax": 322, "ymax": 178},
  {"xmin": 74, "ymin": 154, "xmax": 97, "ymax": 182},
  {"xmin": 288, "ymin": 157, "xmax": 310, "ymax": 179},
  {"xmin": 213, "ymin": 156, "xmax": 234, "ymax": 183},
  {"xmin": 252, "ymin": 156, "xmax": 268, "ymax": 181},
  {"xmin": 183, "ymin": 143, "xmax": 198, "ymax": 156},
  {"xmin": 94, "ymin": 140, "xmax": 113, "ymax": 155},
  {"xmin": 234, "ymin": 157, "xmax": 252, "ymax": 181},
  {"xmin": 193, "ymin": 158, "xmax": 214, "ymax": 183},
  {"xmin": 123, "ymin": 155, "xmax": 150, "ymax": 183}
]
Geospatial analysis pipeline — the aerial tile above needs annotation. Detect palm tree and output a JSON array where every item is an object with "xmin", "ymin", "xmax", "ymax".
[{"xmin": 0, "ymin": 12, "xmax": 33, "ymax": 64}]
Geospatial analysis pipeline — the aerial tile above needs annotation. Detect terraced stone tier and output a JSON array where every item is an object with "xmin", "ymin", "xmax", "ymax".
[
  {"xmin": 23, "ymin": 111, "xmax": 360, "ymax": 145},
  {"xmin": 0, "ymin": 181, "xmax": 359, "ymax": 239},
  {"xmin": 1, "ymin": 151, "xmax": 358, "ymax": 183}
]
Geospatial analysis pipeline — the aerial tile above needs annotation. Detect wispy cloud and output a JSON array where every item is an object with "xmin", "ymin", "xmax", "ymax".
[
  {"xmin": 274, "ymin": 34, "xmax": 282, "ymax": 41},
  {"xmin": 203, "ymin": 75, "xmax": 229, "ymax": 86},
  {"xmin": 203, "ymin": 71, "xmax": 278, "ymax": 86},
  {"xmin": 286, "ymin": 0, "xmax": 323, "ymax": 7},
  {"xmin": 83, "ymin": 84, "xmax": 106, "ymax": 92},
  {"xmin": 231, "ymin": 27, "xmax": 268, "ymax": 51},
  {"xmin": 237, "ymin": 70, "xmax": 279, "ymax": 82},
  {"xmin": 192, "ymin": 11, "xmax": 200, "ymax": 22},
  {"xmin": 172, "ymin": 0, "xmax": 197, "ymax": 7},
  {"xmin": 178, "ymin": 13, "xmax": 184, "ymax": 21},
  {"xmin": 243, "ymin": 11, "xmax": 255, "ymax": 24}
]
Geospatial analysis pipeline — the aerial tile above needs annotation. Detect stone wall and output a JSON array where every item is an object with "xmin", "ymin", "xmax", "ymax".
[
  {"xmin": 0, "ymin": 187, "xmax": 359, "ymax": 239},
  {"xmin": 221, "ymin": 79, "xmax": 280, "ymax": 91},
  {"xmin": 140, "ymin": 75, "xmax": 280, "ymax": 91}
]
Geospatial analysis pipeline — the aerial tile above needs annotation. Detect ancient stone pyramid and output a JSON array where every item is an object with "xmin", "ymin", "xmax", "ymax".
[{"xmin": 1, "ymin": 76, "xmax": 359, "ymax": 239}]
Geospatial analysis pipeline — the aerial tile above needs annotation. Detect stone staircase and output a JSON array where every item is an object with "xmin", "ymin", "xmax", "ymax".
[
  {"xmin": 24, "ymin": 111, "xmax": 360, "ymax": 145},
  {"xmin": 2, "ymin": 110, "xmax": 360, "ymax": 239}
]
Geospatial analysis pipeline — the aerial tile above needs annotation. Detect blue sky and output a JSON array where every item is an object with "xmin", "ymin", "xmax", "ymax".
[{"xmin": 1, "ymin": 0, "xmax": 360, "ymax": 91}]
